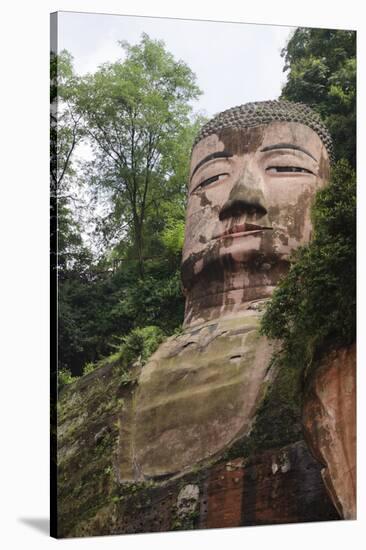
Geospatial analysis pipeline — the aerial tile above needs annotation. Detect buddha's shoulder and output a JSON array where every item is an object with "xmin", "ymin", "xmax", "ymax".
[
  {"xmin": 134, "ymin": 307, "xmax": 276, "ymax": 477},
  {"xmin": 140, "ymin": 308, "xmax": 270, "ymax": 377}
]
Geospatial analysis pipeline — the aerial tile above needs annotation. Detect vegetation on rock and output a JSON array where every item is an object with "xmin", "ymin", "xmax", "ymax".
[
  {"xmin": 54, "ymin": 28, "xmax": 356, "ymax": 536},
  {"xmin": 256, "ymin": 28, "xmax": 356, "ymax": 443},
  {"xmin": 281, "ymin": 28, "xmax": 356, "ymax": 167},
  {"xmin": 261, "ymin": 159, "xmax": 356, "ymax": 364}
]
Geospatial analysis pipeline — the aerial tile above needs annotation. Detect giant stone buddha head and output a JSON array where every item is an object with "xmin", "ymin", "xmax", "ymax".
[
  {"xmin": 182, "ymin": 100, "xmax": 333, "ymax": 326},
  {"xmin": 133, "ymin": 102, "xmax": 334, "ymax": 479}
]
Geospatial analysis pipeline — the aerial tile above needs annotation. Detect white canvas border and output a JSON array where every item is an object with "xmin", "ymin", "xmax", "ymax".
[{"xmin": 1, "ymin": 1, "xmax": 364, "ymax": 548}]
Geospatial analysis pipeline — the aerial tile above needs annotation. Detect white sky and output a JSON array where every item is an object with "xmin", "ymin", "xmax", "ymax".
[{"xmin": 58, "ymin": 11, "xmax": 294, "ymax": 119}]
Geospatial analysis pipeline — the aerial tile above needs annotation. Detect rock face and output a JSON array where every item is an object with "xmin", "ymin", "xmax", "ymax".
[
  {"xmin": 133, "ymin": 310, "xmax": 275, "ymax": 478},
  {"xmin": 303, "ymin": 344, "xmax": 356, "ymax": 519},
  {"xmin": 56, "ymin": 353, "xmax": 341, "ymax": 538},
  {"xmin": 202, "ymin": 441, "xmax": 339, "ymax": 528}
]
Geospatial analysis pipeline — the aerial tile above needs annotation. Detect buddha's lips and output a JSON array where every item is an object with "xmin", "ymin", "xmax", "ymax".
[{"xmin": 213, "ymin": 223, "xmax": 273, "ymax": 239}]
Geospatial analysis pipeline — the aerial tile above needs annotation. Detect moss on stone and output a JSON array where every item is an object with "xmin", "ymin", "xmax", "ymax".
[
  {"xmin": 57, "ymin": 312, "xmax": 303, "ymax": 536},
  {"xmin": 57, "ymin": 354, "xmax": 143, "ymax": 537},
  {"xmin": 220, "ymin": 354, "xmax": 303, "ymax": 462}
]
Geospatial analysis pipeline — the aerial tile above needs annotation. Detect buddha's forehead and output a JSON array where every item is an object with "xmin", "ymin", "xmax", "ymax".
[{"xmin": 190, "ymin": 122, "xmax": 328, "ymax": 174}]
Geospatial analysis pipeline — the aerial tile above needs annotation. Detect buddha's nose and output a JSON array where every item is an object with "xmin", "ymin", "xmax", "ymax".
[{"xmin": 219, "ymin": 171, "xmax": 267, "ymax": 222}]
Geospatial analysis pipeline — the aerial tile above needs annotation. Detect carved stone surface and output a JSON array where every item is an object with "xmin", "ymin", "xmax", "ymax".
[
  {"xmin": 303, "ymin": 344, "xmax": 356, "ymax": 519},
  {"xmin": 183, "ymin": 120, "xmax": 330, "ymax": 326},
  {"xmin": 194, "ymin": 100, "xmax": 334, "ymax": 162},
  {"xmin": 57, "ymin": 101, "xmax": 353, "ymax": 537},
  {"xmin": 56, "ymin": 355, "xmax": 340, "ymax": 537},
  {"xmin": 133, "ymin": 112, "xmax": 331, "ymax": 477},
  {"xmin": 133, "ymin": 308, "xmax": 275, "ymax": 478},
  {"xmin": 201, "ymin": 441, "xmax": 339, "ymax": 528}
]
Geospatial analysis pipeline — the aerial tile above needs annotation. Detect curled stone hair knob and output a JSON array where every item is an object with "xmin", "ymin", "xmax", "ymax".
[{"xmin": 193, "ymin": 99, "xmax": 334, "ymax": 162}]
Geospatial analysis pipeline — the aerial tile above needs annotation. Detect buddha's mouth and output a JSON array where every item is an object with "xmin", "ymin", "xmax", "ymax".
[{"xmin": 213, "ymin": 223, "xmax": 273, "ymax": 240}]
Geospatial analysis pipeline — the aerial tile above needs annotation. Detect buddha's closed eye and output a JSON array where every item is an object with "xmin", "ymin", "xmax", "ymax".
[
  {"xmin": 194, "ymin": 173, "xmax": 229, "ymax": 191},
  {"xmin": 266, "ymin": 166, "xmax": 314, "ymax": 175}
]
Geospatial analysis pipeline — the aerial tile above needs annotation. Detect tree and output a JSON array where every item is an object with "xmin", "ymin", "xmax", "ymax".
[
  {"xmin": 50, "ymin": 49, "xmax": 84, "ymax": 193},
  {"xmin": 271, "ymin": 28, "xmax": 357, "ymax": 365},
  {"xmin": 50, "ymin": 50, "xmax": 91, "ymax": 276},
  {"xmin": 281, "ymin": 29, "xmax": 356, "ymax": 167},
  {"xmin": 261, "ymin": 160, "xmax": 356, "ymax": 375},
  {"xmin": 54, "ymin": 40, "xmax": 203, "ymax": 375},
  {"xmin": 51, "ymin": 51, "xmax": 95, "ymax": 382},
  {"xmin": 75, "ymin": 34, "xmax": 202, "ymax": 276}
]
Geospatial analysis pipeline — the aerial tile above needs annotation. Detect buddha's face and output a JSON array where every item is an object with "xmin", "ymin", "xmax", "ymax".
[{"xmin": 182, "ymin": 122, "xmax": 330, "ymax": 290}]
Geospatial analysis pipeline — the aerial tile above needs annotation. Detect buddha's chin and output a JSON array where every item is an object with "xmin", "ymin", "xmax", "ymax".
[
  {"xmin": 210, "ymin": 232, "xmax": 288, "ymax": 267},
  {"xmin": 181, "ymin": 238, "xmax": 290, "ymax": 293}
]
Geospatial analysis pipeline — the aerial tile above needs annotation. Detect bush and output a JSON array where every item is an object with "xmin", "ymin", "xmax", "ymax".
[
  {"xmin": 121, "ymin": 325, "xmax": 165, "ymax": 366},
  {"xmin": 58, "ymin": 368, "xmax": 79, "ymax": 388},
  {"xmin": 115, "ymin": 267, "xmax": 185, "ymax": 335},
  {"xmin": 261, "ymin": 159, "xmax": 356, "ymax": 377},
  {"xmin": 83, "ymin": 362, "xmax": 97, "ymax": 376},
  {"xmin": 97, "ymin": 325, "xmax": 166, "ymax": 373}
]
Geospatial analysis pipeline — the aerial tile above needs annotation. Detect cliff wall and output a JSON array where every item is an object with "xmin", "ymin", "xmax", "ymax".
[{"xmin": 56, "ymin": 339, "xmax": 349, "ymax": 537}]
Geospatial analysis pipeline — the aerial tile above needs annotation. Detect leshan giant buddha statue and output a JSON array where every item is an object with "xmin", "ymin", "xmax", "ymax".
[{"xmin": 132, "ymin": 100, "xmax": 333, "ymax": 480}]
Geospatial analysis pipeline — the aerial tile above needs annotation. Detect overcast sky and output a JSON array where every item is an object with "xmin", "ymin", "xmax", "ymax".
[{"xmin": 57, "ymin": 11, "xmax": 294, "ymax": 119}]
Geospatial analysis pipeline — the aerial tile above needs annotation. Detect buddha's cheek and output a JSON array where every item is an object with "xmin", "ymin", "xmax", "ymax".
[
  {"xmin": 183, "ymin": 212, "xmax": 210, "ymax": 258},
  {"xmin": 183, "ymin": 204, "xmax": 219, "ymax": 260},
  {"xmin": 266, "ymin": 189, "xmax": 315, "ymax": 255}
]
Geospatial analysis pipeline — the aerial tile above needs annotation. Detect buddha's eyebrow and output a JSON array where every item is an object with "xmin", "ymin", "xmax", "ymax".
[
  {"xmin": 260, "ymin": 143, "xmax": 317, "ymax": 162},
  {"xmin": 190, "ymin": 151, "xmax": 232, "ymax": 181}
]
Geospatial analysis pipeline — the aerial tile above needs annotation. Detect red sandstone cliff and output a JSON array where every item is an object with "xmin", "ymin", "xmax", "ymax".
[{"xmin": 303, "ymin": 344, "xmax": 356, "ymax": 519}]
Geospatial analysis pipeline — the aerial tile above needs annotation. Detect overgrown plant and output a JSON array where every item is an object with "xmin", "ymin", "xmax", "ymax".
[
  {"xmin": 58, "ymin": 368, "xmax": 79, "ymax": 388},
  {"xmin": 110, "ymin": 325, "xmax": 166, "ymax": 368},
  {"xmin": 261, "ymin": 159, "xmax": 356, "ymax": 380},
  {"xmin": 281, "ymin": 29, "xmax": 356, "ymax": 167}
]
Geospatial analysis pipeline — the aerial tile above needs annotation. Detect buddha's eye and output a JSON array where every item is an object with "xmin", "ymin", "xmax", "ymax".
[
  {"xmin": 195, "ymin": 173, "xmax": 229, "ymax": 191},
  {"xmin": 266, "ymin": 166, "xmax": 314, "ymax": 175}
]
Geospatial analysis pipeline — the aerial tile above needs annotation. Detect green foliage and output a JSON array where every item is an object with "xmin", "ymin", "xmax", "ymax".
[
  {"xmin": 51, "ymin": 50, "xmax": 91, "ymax": 279},
  {"xmin": 115, "ymin": 266, "xmax": 184, "ymax": 332},
  {"xmin": 111, "ymin": 325, "xmax": 165, "ymax": 368},
  {"xmin": 161, "ymin": 219, "xmax": 185, "ymax": 255},
  {"xmin": 58, "ymin": 274, "xmax": 128, "ymax": 374},
  {"xmin": 58, "ymin": 368, "xmax": 79, "ymax": 388},
  {"xmin": 56, "ymin": 37, "xmax": 204, "ymax": 376},
  {"xmin": 80, "ymin": 326, "xmax": 165, "ymax": 385},
  {"xmin": 261, "ymin": 159, "xmax": 356, "ymax": 378},
  {"xmin": 57, "ymin": 201, "xmax": 93, "ymax": 276},
  {"xmin": 50, "ymin": 49, "xmax": 84, "ymax": 191},
  {"xmin": 58, "ymin": 259, "xmax": 184, "ymax": 375},
  {"xmin": 83, "ymin": 362, "xmax": 97, "ymax": 376},
  {"xmin": 281, "ymin": 29, "xmax": 356, "ymax": 167},
  {"xmin": 75, "ymin": 33, "xmax": 202, "ymax": 275}
]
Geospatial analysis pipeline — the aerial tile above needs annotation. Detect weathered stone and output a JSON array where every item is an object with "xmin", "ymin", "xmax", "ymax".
[
  {"xmin": 57, "ymin": 360, "xmax": 339, "ymax": 537},
  {"xmin": 303, "ymin": 344, "xmax": 356, "ymax": 519},
  {"xmin": 201, "ymin": 441, "xmax": 339, "ymax": 529},
  {"xmin": 183, "ymin": 120, "xmax": 331, "ymax": 326},
  {"xmin": 57, "ymin": 100, "xmax": 353, "ymax": 537},
  {"xmin": 57, "ymin": 361, "xmax": 139, "ymax": 537},
  {"xmin": 132, "ymin": 107, "xmax": 332, "ymax": 478},
  {"xmin": 176, "ymin": 484, "xmax": 200, "ymax": 519},
  {"xmin": 133, "ymin": 310, "xmax": 275, "ymax": 477},
  {"xmin": 193, "ymin": 100, "xmax": 334, "ymax": 162}
]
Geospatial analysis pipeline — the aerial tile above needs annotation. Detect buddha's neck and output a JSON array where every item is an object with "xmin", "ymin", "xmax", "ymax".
[{"xmin": 183, "ymin": 263, "xmax": 287, "ymax": 328}]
